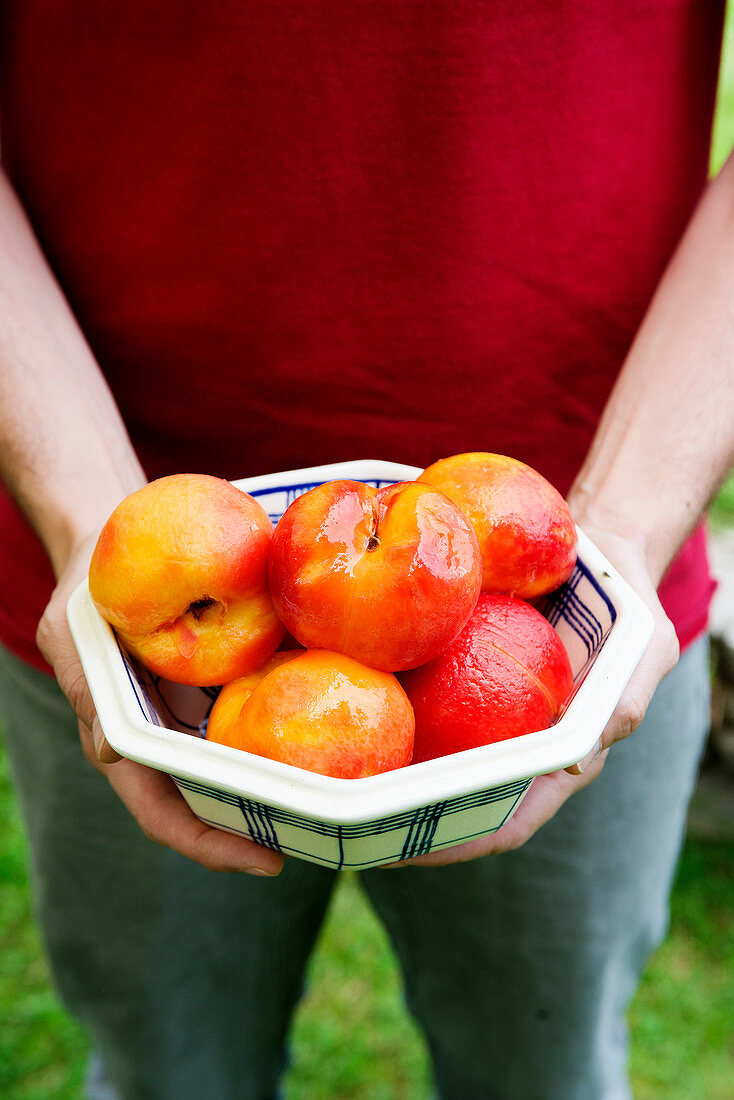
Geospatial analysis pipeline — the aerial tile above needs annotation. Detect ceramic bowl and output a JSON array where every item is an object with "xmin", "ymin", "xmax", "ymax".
[{"xmin": 67, "ymin": 460, "xmax": 654, "ymax": 869}]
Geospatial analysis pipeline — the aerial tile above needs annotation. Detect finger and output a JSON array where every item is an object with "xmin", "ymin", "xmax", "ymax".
[
  {"xmin": 78, "ymin": 718, "xmax": 122, "ymax": 769},
  {"xmin": 604, "ymin": 608, "xmax": 678, "ymax": 747},
  {"xmin": 392, "ymin": 755, "xmax": 608, "ymax": 868},
  {"xmin": 38, "ymin": 618, "xmax": 98, "ymax": 730},
  {"xmin": 92, "ymin": 716, "xmax": 123, "ymax": 764},
  {"xmin": 101, "ymin": 756, "xmax": 284, "ymax": 875},
  {"xmin": 564, "ymin": 576, "xmax": 679, "ymax": 776},
  {"xmin": 575, "ymin": 604, "xmax": 679, "ymax": 766},
  {"xmin": 37, "ymin": 588, "xmax": 99, "ymax": 730},
  {"xmin": 565, "ymin": 735, "xmax": 604, "ymax": 776},
  {"xmin": 563, "ymin": 525, "xmax": 679, "ymax": 759},
  {"xmin": 77, "ymin": 719, "xmax": 105, "ymax": 771},
  {"xmin": 487, "ymin": 751, "xmax": 607, "ymax": 854}
]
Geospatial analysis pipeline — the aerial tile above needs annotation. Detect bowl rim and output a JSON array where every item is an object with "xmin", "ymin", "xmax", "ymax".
[{"xmin": 67, "ymin": 459, "xmax": 655, "ymax": 824}]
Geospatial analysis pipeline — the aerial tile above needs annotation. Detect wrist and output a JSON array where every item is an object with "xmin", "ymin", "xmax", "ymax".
[
  {"xmin": 34, "ymin": 472, "xmax": 146, "ymax": 579},
  {"xmin": 567, "ymin": 481, "xmax": 670, "ymax": 588}
]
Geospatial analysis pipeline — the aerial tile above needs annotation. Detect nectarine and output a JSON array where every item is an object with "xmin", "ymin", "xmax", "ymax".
[
  {"xmin": 206, "ymin": 649, "xmax": 415, "ymax": 779},
  {"xmin": 268, "ymin": 479, "xmax": 482, "ymax": 672},
  {"xmin": 401, "ymin": 593, "xmax": 573, "ymax": 763},
  {"xmin": 89, "ymin": 474, "xmax": 284, "ymax": 685},
  {"xmin": 419, "ymin": 452, "xmax": 577, "ymax": 598}
]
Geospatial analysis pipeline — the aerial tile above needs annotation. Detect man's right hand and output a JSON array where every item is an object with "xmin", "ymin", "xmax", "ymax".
[{"xmin": 36, "ymin": 536, "xmax": 284, "ymax": 877}]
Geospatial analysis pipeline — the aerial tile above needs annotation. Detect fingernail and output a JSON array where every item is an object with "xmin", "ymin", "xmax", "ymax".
[
  {"xmin": 92, "ymin": 723, "xmax": 106, "ymax": 760},
  {"xmin": 241, "ymin": 866, "xmax": 281, "ymax": 877}
]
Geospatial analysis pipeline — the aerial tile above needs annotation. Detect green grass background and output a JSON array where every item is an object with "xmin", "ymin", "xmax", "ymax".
[{"xmin": 3, "ymin": 14, "xmax": 734, "ymax": 1099}]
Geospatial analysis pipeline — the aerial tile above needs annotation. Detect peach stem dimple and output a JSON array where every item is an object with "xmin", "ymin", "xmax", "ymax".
[
  {"xmin": 185, "ymin": 597, "xmax": 225, "ymax": 631},
  {"xmin": 366, "ymin": 499, "xmax": 382, "ymax": 552},
  {"xmin": 188, "ymin": 596, "xmax": 217, "ymax": 621}
]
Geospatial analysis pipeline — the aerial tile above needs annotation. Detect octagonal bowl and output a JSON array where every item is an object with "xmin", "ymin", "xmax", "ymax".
[{"xmin": 67, "ymin": 460, "xmax": 654, "ymax": 869}]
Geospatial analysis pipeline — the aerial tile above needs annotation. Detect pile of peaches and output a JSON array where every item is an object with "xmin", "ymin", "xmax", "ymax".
[{"xmin": 88, "ymin": 454, "xmax": 577, "ymax": 779}]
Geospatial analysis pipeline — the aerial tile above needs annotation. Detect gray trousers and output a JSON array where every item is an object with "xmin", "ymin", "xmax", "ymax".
[{"xmin": 0, "ymin": 639, "xmax": 710, "ymax": 1100}]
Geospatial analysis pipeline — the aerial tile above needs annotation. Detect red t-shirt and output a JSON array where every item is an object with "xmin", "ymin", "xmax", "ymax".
[{"xmin": 0, "ymin": 2, "xmax": 721, "ymax": 672}]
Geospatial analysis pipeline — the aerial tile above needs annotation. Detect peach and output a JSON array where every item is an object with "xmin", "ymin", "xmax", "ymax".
[
  {"xmin": 89, "ymin": 474, "xmax": 284, "ymax": 685},
  {"xmin": 400, "ymin": 593, "xmax": 573, "ymax": 763},
  {"xmin": 418, "ymin": 452, "xmax": 577, "ymax": 598},
  {"xmin": 267, "ymin": 479, "xmax": 482, "ymax": 672},
  {"xmin": 206, "ymin": 649, "xmax": 415, "ymax": 779}
]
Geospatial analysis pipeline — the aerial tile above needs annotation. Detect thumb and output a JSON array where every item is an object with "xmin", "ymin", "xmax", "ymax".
[{"xmin": 92, "ymin": 716, "xmax": 123, "ymax": 764}]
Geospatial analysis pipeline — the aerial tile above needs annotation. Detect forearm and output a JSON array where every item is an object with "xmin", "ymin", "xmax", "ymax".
[
  {"xmin": 569, "ymin": 152, "xmax": 734, "ymax": 585},
  {"xmin": 0, "ymin": 169, "xmax": 145, "ymax": 575}
]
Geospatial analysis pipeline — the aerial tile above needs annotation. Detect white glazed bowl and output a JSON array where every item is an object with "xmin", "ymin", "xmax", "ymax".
[{"xmin": 67, "ymin": 460, "xmax": 654, "ymax": 869}]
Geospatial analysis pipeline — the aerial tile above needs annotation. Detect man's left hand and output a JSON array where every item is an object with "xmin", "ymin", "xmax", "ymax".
[{"xmin": 391, "ymin": 527, "xmax": 679, "ymax": 867}]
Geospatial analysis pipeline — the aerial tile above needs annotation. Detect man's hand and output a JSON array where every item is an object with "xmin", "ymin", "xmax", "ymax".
[
  {"xmin": 36, "ymin": 537, "xmax": 284, "ymax": 877},
  {"xmin": 391, "ymin": 526, "xmax": 679, "ymax": 867}
]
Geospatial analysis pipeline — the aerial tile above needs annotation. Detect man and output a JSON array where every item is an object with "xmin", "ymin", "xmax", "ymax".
[{"xmin": 0, "ymin": 4, "xmax": 730, "ymax": 1097}]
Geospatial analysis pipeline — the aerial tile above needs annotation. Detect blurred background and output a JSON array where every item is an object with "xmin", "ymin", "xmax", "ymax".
[{"xmin": 2, "ymin": 21, "xmax": 734, "ymax": 1100}]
